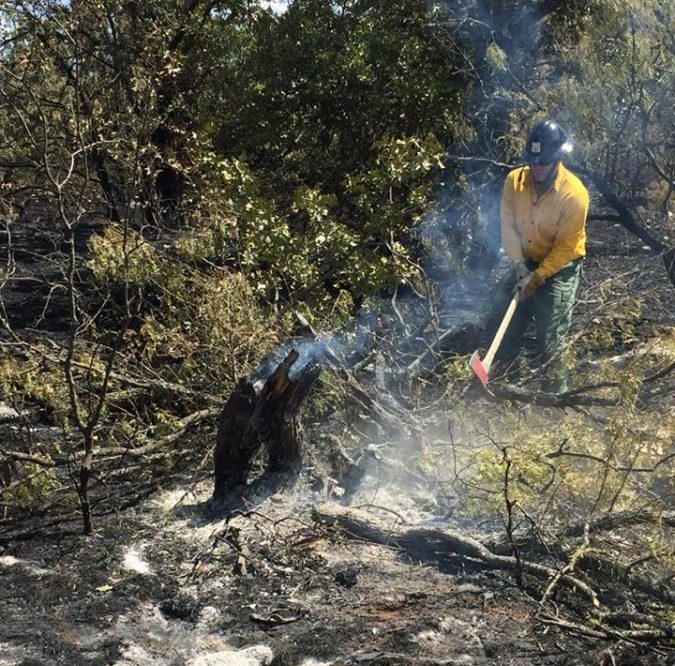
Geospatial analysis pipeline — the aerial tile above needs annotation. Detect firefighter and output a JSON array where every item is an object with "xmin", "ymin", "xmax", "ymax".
[{"xmin": 493, "ymin": 120, "xmax": 590, "ymax": 392}]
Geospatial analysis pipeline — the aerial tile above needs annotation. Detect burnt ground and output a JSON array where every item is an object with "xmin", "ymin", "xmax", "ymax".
[
  {"xmin": 0, "ymin": 217, "xmax": 673, "ymax": 666},
  {"xmin": 0, "ymin": 482, "xmax": 668, "ymax": 666}
]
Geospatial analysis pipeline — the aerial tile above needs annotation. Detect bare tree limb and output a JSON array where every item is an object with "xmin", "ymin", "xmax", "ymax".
[
  {"xmin": 489, "ymin": 383, "xmax": 618, "ymax": 407},
  {"xmin": 562, "ymin": 509, "xmax": 675, "ymax": 538}
]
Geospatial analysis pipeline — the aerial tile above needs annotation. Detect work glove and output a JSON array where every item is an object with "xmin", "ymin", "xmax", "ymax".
[
  {"xmin": 513, "ymin": 260, "xmax": 530, "ymax": 281},
  {"xmin": 514, "ymin": 271, "xmax": 545, "ymax": 301}
]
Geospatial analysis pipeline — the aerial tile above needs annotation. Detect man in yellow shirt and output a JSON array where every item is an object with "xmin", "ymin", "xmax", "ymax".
[{"xmin": 494, "ymin": 120, "xmax": 590, "ymax": 392}]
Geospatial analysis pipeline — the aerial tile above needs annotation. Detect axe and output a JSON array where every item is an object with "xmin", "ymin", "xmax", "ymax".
[{"xmin": 469, "ymin": 296, "xmax": 518, "ymax": 391}]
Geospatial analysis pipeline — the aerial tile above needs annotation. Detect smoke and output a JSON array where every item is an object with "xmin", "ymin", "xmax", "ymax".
[
  {"xmin": 250, "ymin": 306, "xmax": 380, "ymax": 386},
  {"xmin": 243, "ymin": 0, "xmax": 544, "ymax": 517}
]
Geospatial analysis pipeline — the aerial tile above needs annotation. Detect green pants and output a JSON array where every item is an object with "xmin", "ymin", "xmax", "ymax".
[{"xmin": 491, "ymin": 260, "xmax": 582, "ymax": 392}]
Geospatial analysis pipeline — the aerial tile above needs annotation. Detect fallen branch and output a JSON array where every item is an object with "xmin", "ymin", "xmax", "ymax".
[
  {"xmin": 18, "ymin": 338, "xmax": 223, "ymax": 404},
  {"xmin": 0, "ymin": 467, "xmax": 55, "ymax": 498},
  {"xmin": 572, "ymin": 163, "xmax": 668, "ymax": 254},
  {"xmin": 485, "ymin": 522, "xmax": 674, "ymax": 606},
  {"xmin": 562, "ymin": 509, "xmax": 675, "ymax": 538},
  {"xmin": 643, "ymin": 360, "xmax": 675, "ymax": 384},
  {"xmin": 92, "ymin": 407, "xmax": 220, "ymax": 458},
  {"xmin": 537, "ymin": 613, "xmax": 669, "ymax": 644},
  {"xmin": 572, "ymin": 162, "xmax": 675, "ymax": 289},
  {"xmin": 603, "ymin": 611, "xmax": 675, "ymax": 638},
  {"xmin": 1, "ymin": 450, "xmax": 59, "ymax": 468},
  {"xmin": 576, "ymin": 551, "xmax": 675, "ymax": 606},
  {"xmin": 313, "ymin": 502, "xmax": 599, "ymax": 606},
  {"xmin": 489, "ymin": 383, "xmax": 618, "ymax": 407}
]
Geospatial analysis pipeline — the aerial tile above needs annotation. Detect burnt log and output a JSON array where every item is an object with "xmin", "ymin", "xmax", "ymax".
[
  {"xmin": 212, "ymin": 349, "xmax": 319, "ymax": 506},
  {"xmin": 312, "ymin": 502, "xmax": 599, "ymax": 604}
]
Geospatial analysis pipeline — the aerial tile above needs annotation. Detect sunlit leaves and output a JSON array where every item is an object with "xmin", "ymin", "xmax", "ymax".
[{"xmin": 88, "ymin": 225, "xmax": 162, "ymax": 285}]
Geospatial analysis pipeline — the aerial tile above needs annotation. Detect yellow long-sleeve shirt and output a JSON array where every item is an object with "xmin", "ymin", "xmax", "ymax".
[{"xmin": 500, "ymin": 163, "xmax": 589, "ymax": 279}]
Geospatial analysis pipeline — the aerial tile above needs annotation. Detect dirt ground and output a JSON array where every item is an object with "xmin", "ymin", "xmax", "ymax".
[{"xmin": 0, "ymin": 477, "xmax": 670, "ymax": 666}]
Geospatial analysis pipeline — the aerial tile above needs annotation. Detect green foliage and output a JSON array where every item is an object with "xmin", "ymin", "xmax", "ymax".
[
  {"xmin": 88, "ymin": 226, "xmax": 163, "ymax": 285},
  {"xmin": 173, "ymin": 131, "xmax": 443, "ymax": 318},
  {"xmin": 208, "ymin": 0, "xmax": 466, "ymax": 189},
  {"xmin": 485, "ymin": 42, "xmax": 508, "ymax": 72},
  {"xmin": 0, "ymin": 459, "xmax": 62, "ymax": 509},
  {"xmin": 138, "ymin": 271, "xmax": 281, "ymax": 391},
  {"xmin": 460, "ymin": 408, "xmax": 669, "ymax": 528},
  {"xmin": 451, "ymin": 332, "xmax": 674, "ymax": 531},
  {"xmin": 0, "ymin": 356, "xmax": 70, "ymax": 426},
  {"xmin": 537, "ymin": 0, "xmax": 674, "ymax": 237}
]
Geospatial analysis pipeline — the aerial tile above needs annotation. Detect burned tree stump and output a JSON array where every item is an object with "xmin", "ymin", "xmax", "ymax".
[{"xmin": 212, "ymin": 349, "xmax": 319, "ymax": 506}]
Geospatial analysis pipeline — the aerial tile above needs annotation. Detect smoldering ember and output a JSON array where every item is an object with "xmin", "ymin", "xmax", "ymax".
[{"xmin": 0, "ymin": 2, "xmax": 673, "ymax": 665}]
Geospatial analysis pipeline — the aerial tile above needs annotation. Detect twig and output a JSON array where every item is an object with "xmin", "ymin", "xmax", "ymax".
[
  {"xmin": 489, "ymin": 383, "xmax": 618, "ymax": 407},
  {"xmin": 546, "ymin": 441, "xmax": 675, "ymax": 475}
]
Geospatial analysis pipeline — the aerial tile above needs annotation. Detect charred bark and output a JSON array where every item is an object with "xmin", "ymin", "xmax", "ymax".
[
  {"xmin": 212, "ymin": 349, "xmax": 319, "ymax": 506},
  {"xmin": 313, "ymin": 502, "xmax": 599, "ymax": 605}
]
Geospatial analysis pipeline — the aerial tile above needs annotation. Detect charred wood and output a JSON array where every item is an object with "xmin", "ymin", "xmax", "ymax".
[
  {"xmin": 212, "ymin": 349, "xmax": 319, "ymax": 507},
  {"xmin": 313, "ymin": 502, "xmax": 599, "ymax": 605}
]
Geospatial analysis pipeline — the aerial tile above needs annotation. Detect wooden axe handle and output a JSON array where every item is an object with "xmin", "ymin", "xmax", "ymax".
[{"xmin": 482, "ymin": 297, "xmax": 518, "ymax": 373}]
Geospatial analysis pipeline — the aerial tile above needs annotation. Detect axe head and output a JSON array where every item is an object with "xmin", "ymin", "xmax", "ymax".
[{"xmin": 469, "ymin": 350, "xmax": 489, "ymax": 389}]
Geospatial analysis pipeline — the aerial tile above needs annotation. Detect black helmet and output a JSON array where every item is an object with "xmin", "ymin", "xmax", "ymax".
[{"xmin": 525, "ymin": 120, "xmax": 573, "ymax": 164}]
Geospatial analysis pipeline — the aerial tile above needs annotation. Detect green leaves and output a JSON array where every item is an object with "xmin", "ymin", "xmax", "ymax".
[{"xmin": 87, "ymin": 226, "xmax": 162, "ymax": 286}]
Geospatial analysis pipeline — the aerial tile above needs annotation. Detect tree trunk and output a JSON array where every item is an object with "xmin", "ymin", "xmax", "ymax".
[{"xmin": 212, "ymin": 349, "xmax": 319, "ymax": 506}]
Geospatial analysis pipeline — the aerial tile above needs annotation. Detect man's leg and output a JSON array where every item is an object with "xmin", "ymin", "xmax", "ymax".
[{"xmin": 532, "ymin": 261, "xmax": 582, "ymax": 392}]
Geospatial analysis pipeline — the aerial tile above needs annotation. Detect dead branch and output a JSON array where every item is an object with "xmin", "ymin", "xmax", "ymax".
[
  {"xmin": 489, "ymin": 383, "xmax": 618, "ymax": 407},
  {"xmin": 443, "ymin": 155, "xmax": 514, "ymax": 171},
  {"xmin": 562, "ymin": 509, "xmax": 675, "ymax": 538},
  {"xmin": 538, "ymin": 613, "xmax": 668, "ymax": 644},
  {"xmin": 546, "ymin": 441, "xmax": 675, "ymax": 474},
  {"xmin": 0, "ymin": 467, "xmax": 55, "ymax": 498},
  {"xmin": 0, "ymin": 450, "xmax": 59, "ymax": 468},
  {"xmin": 572, "ymin": 162, "xmax": 668, "ymax": 254},
  {"xmin": 604, "ymin": 611, "xmax": 675, "ymax": 637},
  {"xmin": 644, "ymin": 146, "xmax": 675, "ymax": 188},
  {"xmin": 642, "ymin": 360, "xmax": 675, "ymax": 383},
  {"xmin": 485, "ymin": 519, "xmax": 674, "ymax": 607},
  {"xmin": 572, "ymin": 162, "xmax": 675, "ymax": 289},
  {"xmin": 576, "ymin": 551, "xmax": 675, "ymax": 606},
  {"xmin": 313, "ymin": 502, "xmax": 599, "ymax": 605},
  {"xmin": 13, "ymin": 339, "xmax": 223, "ymax": 405},
  {"xmin": 92, "ymin": 407, "xmax": 220, "ymax": 458}
]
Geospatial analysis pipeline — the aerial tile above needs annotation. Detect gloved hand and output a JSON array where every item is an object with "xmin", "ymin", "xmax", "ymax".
[
  {"xmin": 514, "ymin": 271, "xmax": 545, "ymax": 301},
  {"xmin": 513, "ymin": 260, "xmax": 530, "ymax": 281}
]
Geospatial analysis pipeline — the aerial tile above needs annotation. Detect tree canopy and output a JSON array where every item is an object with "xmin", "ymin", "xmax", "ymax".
[{"xmin": 0, "ymin": 0, "xmax": 672, "ymax": 559}]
